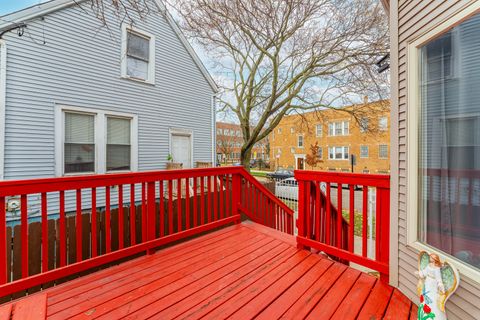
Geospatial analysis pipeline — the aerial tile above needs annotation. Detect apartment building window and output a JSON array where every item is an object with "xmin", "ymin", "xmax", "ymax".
[
  {"xmin": 328, "ymin": 146, "xmax": 349, "ymax": 160},
  {"xmin": 290, "ymin": 127, "xmax": 295, "ymax": 133},
  {"xmin": 378, "ymin": 144, "xmax": 388, "ymax": 159},
  {"xmin": 360, "ymin": 118, "xmax": 369, "ymax": 133},
  {"xmin": 328, "ymin": 121, "xmax": 349, "ymax": 136},
  {"xmin": 216, "ymin": 129, "xmax": 222, "ymax": 135},
  {"xmin": 379, "ymin": 117, "xmax": 388, "ymax": 131},
  {"xmin": 64, "ymin": 112, "xmax": 95, "ymax": 174},
  {"xmin": 298, "ymin": 135, "xmax": 304, "ymax": 147},
  {"xmin": 360, "ymin": 145, "xmax": 369, "ymax": 158},
  {"xmin": 278, "ymin": 128, "xmax": 282, "ymax": 134},
  {"xmin": 290, "ymin": 147, "xmax": 295, "ymax": 153},
  {"xmin": 318, "ymin": 147, "xmax": 323, "ymax": 159},
  {"xmin": 316, "ymin": 124, "xmax": 322, "ymax": 137},
  {"xmin": 121, "ymin": 26, "xmax": 155, "ymax": 84},
  {"xmin": 107, "ymin": 117, "xmax": 131, "ymax": 171}
]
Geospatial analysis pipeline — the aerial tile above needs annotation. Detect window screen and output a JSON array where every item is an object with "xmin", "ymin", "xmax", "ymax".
[
  {"xmin": 64, "ymin": 112, "xmax": 95, "ymax": 174},
  {"xmin": 107, "ymin": 117, "xmax": 131, "ymax": 171}
]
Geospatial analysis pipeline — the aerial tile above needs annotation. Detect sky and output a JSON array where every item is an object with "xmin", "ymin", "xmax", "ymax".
[{"xmin": 0, "ymin": 0, "xmax": 47, "ymax": 16}]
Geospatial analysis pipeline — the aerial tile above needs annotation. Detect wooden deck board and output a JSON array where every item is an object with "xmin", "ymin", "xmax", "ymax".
[{"xmin": 0, "ymin": 222, "xmax": 414, "ymax": 320}]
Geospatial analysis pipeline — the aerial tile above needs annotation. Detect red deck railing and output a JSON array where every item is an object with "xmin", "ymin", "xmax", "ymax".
[
  {"xmin": 0, "ymin": 167, "xmax": 293, "ymax": 298},
  {"xmin": 295, "ymin": 170, "xmax": 391, "ymax": 281}
]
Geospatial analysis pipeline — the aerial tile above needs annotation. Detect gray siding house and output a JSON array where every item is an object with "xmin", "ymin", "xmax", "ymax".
[
  {"xmin": 386, "ymin": 1, "xmax": 480, "ymax": 319},
  {"xmin": 0, "ymin": 0, "xmax": 217, "ymax": 183}
]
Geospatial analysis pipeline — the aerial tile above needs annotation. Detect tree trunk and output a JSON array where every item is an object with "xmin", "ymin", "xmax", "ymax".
[{"xmin": 240, "ymin": 147, "xmax": 252, "ymax": 171}]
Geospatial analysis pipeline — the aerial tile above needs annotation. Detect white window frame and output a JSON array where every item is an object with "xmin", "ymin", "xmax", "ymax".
[
  {"xmin": 378, "ymin": 144, "xmax": 388, "ymax": 159},
  {"xmin": 316, "ymin": 124, "xmax": 322, "ymax": 137},
  {"xmin": 297, "ymin": 135, "xmax": 304, "ymax": 148},
  {"xmin": 290, "ymin": 127, "xmax": 295, "ymax": 134},
  {"xmin": 328, "ymin": 146, "xmax": 349, "ymax": 160},
  {"xmin": 121, "ymin": 24, "xmax": 156, "ymax": 85},
  {"xmin": 328, "ymin": 121, "xmax": 349, "ymax": 136},
  {"xmin": 360, "ymin": 145, "xmax": 369, "ymax": 158},
  {"xmin": 406, "ymin": 2, "xmax": 480, "ymax": 282},
  {"xmin": 0, "ymin": 40, "xmax": 6, "ymax": 180},
  {"xmin": 379, "ymin": 117, "xmax": 388, "ymax": 131},
  {"xmin": 55, "ymin": 105, "xmax": 138, "ymax": 176}
]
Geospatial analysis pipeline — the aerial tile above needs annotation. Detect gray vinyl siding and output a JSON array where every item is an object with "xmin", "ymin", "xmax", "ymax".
[
  {"xmin": 394, "ymin": 1, "xmax": 480, "ymax": 319},
  {"xmin": 2, "ymin": 1, "xmax": 214, "ymax": 181}
]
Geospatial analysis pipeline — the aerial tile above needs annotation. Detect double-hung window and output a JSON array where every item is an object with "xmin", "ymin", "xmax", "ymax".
[
  {"xmin": 57, "ymin": 106, "xmax": 138, "ymax": 176},
  {"xmin": 64, "ymin": 112, "xmax": 95, "ymax": 174},
  {"xmin": 328, "ymin": 121, "xmax": 349, "ymax": 136},
  {"xmin": 328, "ymin": 146, "xmax": 349, "ymax": 160},
  {"xmin": 360, "ymin": 145, "xmax": 369, "ymax": 158},
  {"xmin": 298, "ymin": 135, "xmax": 304, "ymax": 148},
  {"xmin": 360, "ymin": 118, "xmax": 369, "ymax": 133},
  {"xmin": 378, "ymin": 145, "xmax": 388, "ymax": 159},
  {"xmin": 379, "ymin": 117, "xmax": 388, "ymax": 131},
  {"xmin": 122, "ymin": 26, "xmax": 155, "ymax": 84},
  {"xmin": 408, "ymin": 7, "xmax": 480, "ymax": 275},
  {"xmin": 316, "ymin": 124, "xmax": 322, "ymax": 137},
  {"xmin": 107, "ymin": 117, "xmax": 131, "ymax": 171}
]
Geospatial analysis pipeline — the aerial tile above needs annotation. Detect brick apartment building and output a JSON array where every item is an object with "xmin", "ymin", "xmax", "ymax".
[
  {"xmin": 216, "ymin": 122, "xmax": 268, "ymax": 164},
  {"xmin": 269, "ymin": 100, "xmax": 390, "ymax": 173}
]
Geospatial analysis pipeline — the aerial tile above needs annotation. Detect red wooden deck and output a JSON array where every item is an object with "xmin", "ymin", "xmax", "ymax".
[{"xmin": 0, "ymin": 222, "xmax": 416, "ymax": 320}]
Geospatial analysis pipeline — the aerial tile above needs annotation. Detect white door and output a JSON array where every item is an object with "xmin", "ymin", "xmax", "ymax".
[{"xmin": 171, "ymin": 134, "xmax": 192, "ymax": 168}]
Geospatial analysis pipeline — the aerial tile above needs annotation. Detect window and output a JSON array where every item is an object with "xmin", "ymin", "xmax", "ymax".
[
  {"xmin": 107, "ymin": 117, "xmax": 131, "ymax": 171},
  {"xmin": 378, "ymin": 145, "xmax": 388, "ymax": 159},
  {"xmin": 316, "ymin": 124, "xmax": 322, "ymax": 137},
  {"xmin": 121, "ymin": 26, "xmax": 155, "ymax": 84},
  {"xmin": 57, "ymin": 106, "xmax": 137, "ymax": 176},
  {"xmin": 64, "ymin": 112, "xmax": 95, "ymax": 174},
  {"xmin": 363, "ymin": 169, "xmax": 370, "ymax": 174},
  {"xmin": 278, "ymin": 128, "xmax": 282, "ymax": 134},
  {"xmin": 410, "ymin": 10, "xmax": 480, "ymax": 273},
  {"xmin": 379, "ymin": 117, "xmax": 388, "ymax": 131},
  {"xmin": 217, "ymin": 129, "xmax": 222, "ymax": 135},
  {"xmin": 298, "ymin": 135, "xmax": 304, "ymax": 147},
  {"xmin": 328, "ymin": 146, "xmax": 349, "ymax": 160},
  {"xmin": 360, "ymin": 118, "xmax": 369, "ymax": 133},
  {"xmin": 360, "ymin": 145, "xmax": 369, "ymax": 158},
  {"xmin": 328, "ymin": 121, "xmax": 349, "ymax": 136},
  {"xmin": 318, "ymin": 147, "xmax": 323, "ymax": 159},
  {"xmin": 290, "ymin": 127, "xmax": 295, "ymax": 133},
  {"xmin": 290, "ymin": 147, "xmax": 295, "ymax": 153}
]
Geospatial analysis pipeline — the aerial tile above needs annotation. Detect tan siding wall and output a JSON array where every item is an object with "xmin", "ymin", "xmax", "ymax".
[{"xmin": 394, "ymin": 1, "xmax": 480, "ymax": 319}]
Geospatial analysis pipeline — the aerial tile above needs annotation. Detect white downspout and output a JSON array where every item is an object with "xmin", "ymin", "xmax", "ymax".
[
  {"xmin": 211, "ymin": 94, "xmax": 217, "ymax": 165},
  {"xmin": 0, "ymin": 40, "xmax": 7, "ymax": 180}
]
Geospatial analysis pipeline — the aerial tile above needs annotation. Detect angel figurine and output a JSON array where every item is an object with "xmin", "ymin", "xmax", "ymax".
[{"xmin": 416, "ymin": 251, "xmax": 460, "ymax": 320}]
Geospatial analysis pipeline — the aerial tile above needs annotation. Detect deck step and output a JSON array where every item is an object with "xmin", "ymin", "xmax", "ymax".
[{"xmin": 10, "ymin": 294, "xmax": 47, "ymax": 320}]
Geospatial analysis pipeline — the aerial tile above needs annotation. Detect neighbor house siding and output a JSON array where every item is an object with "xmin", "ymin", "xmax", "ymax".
[
  {"xmin": 393, "ymin": 1, "xmax": 480, "ymax": 319},
  {"xmin": 2, "ymin": 1, "xmax": 214, "ymax": 181}
]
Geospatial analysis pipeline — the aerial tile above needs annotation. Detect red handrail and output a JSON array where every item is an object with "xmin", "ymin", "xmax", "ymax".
[
  {"xmin": 295, "ymin": 170, "xmax": 390, "ymax": 281},
  {"xmin": 0, "ymin": 166, "xmax": 295, "ymax": 298},
  {"xmin": 238, "ymin": 168, "xmax": 294, "ymax": 234}
]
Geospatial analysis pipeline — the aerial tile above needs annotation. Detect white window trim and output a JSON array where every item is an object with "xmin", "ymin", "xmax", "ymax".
[
  {"xmin": 0, "ymin": 40, "xmax": 6, "ymax": 180},
  {"xmin": 328, "ymin": 121, "xmax": 350, "ymax": 136},
  {"xmin": 120, "ymin": 24, "xmax": 156, "ymax": 85},
  {"xmin": 55, "ymin": 105, "xmax": 138, "ymax": 176},
  {"xmin": 297, "ymin": 135, "xmax": 304, "ymax": 148},
  {"xmin": 316, "ymin": 124, "xmax": 322, "ymax": 137},
  {"xmin": 169, "ymin": 128, "xmax": 194, "ymax": 168},
  {"xmin": 378, "ymin": 144, "xmax": 388, "ymax": 159},
  {"xmin": 360, "ymin": 145, "xmax": 369, "ymax": 158},
  {"xmin": 328, "ymin": 146, "xmax": 349, "ymax": 160},
  {"xmin": 406, "ymin": 2, "xmax": 480, "ymax": 283}
]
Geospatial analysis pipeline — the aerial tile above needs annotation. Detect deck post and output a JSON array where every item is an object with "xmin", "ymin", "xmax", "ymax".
[
  {"xmin": 147, "ymin": 181, "xmax": 156, "ymax": 255},
  {"xmin": 377, "ymin": 186, "xmax": 390, "ymax": 282},
  {"xmin": 232, "ymin": 174, "xmax": 241, "ymax": 223},
  {"xmin": 296, "ymin": 180, "xmax": 306, "ymax": 249}
]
